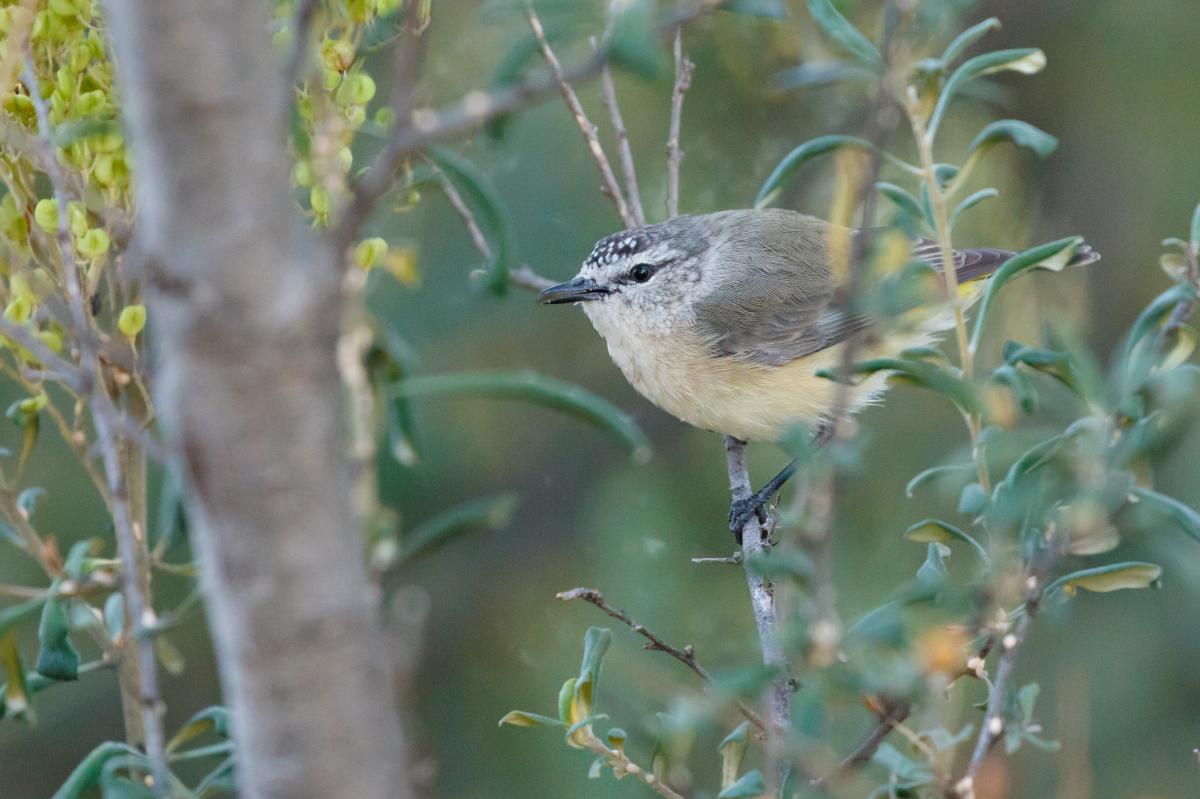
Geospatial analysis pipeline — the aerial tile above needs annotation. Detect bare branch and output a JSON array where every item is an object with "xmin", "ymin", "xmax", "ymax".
[
  {"xmin": 836, "ymin": 699, "xmax": 911, "ymax": 772},
  {"xmin": 525, "ymin": 7, "xmax": 634, "ymax": 228},
  {"xmin": 596, "ymin": 52, "xmax": 646, "ymax": 227},
  {"xmin": 558, "ymin": 586, "xmax": 766, "ymax": 732},
  {"xmin": 665, "ymin": 27, "xmax": 693, "ymax": 219},
  {"xmin": 338, "ymin": 0, "xmax": 725, "ymax": 243}
]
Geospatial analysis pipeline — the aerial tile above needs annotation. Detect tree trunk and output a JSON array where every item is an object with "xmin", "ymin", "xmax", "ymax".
[{"xmin": 102, "ymin": 3, "xmax": 414, "ymax": 798}]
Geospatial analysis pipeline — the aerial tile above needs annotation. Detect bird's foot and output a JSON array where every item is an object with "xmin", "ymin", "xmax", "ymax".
[{"xmin": 728, "ymin": 493, "xmax": 771, "ymax": 543}]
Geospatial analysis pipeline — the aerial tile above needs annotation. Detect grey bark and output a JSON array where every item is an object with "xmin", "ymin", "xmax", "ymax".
[{"xmin": 102, "ymin": 3, "xmax": 414, "ymax": 798}]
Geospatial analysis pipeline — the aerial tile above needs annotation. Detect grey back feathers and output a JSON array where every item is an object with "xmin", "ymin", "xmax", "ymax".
[{"xmin": 687, "ymin": 210, "xmax": 1014, "ymax": 367}]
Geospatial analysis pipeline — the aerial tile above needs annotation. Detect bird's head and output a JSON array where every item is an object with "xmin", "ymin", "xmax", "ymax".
[{"xmin": 538, "ymin": 216, "xmax": 711, "ymax": 330}]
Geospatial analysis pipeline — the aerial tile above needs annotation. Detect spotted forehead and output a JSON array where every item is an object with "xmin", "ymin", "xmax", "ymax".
[{"xmin": 584, "ymin": 231, "xmax": 652, "ymax": 269}]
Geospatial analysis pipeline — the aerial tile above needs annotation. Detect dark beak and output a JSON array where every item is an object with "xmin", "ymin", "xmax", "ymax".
[{"xmin": 538, "ymin": 276, "xmax": 611, "ymax": 305}]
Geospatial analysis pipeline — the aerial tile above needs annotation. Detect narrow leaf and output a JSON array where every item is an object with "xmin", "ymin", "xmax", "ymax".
[
  {"xmin": 965, "ymin": 120, "xmax": 1058, "ymax": 160},
  {"xmin": 35, "ymin": 594, "xmax": 79, "ymax": 681},
  {"xmin": 394, "ymin": 494, "xmax": 518, "ymax": 565},
  {"xmin": 940, "ymin": 17, "xmax": 1002, "ymax": 66},
  {"xmin": 719, "ymin": 769, "xmax": 767, "ymax": 798},
  {"xmin": 970, "ymin": 237, "xmax": 1086, "ymax": 352},
  {"xmin": 1129, "ymin": 486, "xmax": 1200, "ymax": 543},
  {"xmin": 498, "ymin": 710, "xmax": 566, "ymax": 728},
  {"xmin": 755, "ymin": 135, "xmax": 916, "ymax": 208},
  {"xmin": 951, "ymin": 188, "xmax": 998, "ymax": 229},
  {"xmin": 904, "ymin": 519, "xmax": 989, "ymax": 561},
  {"xmin": 427, "ymin": 146, "xmax": 515, "ymax": 294},
  {"xmin": 393, "ymin": 370, "xmax": 650, "ymax": 460},
  {"xmin": 929, "ymin": 48, "xmax": 1046, "ymax": 140},
  {"xmin": 806, "ymin": 0, "xmax": 881, "ymax": 69},
  {"xmin": 50, "ymin": 741, "xmax": 138, "ymax": 799},
  {"xmin": 1047, "ymin": 562, "xmax": 1162, "ymax": 596},
  {"xmin": 721, "ymin": 0, "xmax": 788, "ymax": 18}
]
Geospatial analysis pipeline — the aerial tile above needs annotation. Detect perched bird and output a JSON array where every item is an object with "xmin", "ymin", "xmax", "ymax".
[{"xmin": 539, "ymin": 209, "xmax": 1096, "ymax": 536}]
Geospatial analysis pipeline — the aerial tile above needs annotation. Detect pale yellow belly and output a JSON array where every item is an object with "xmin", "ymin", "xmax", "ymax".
[{"xmin": 606, "ymin": 332, "xmax": 904, "ymax": 442}]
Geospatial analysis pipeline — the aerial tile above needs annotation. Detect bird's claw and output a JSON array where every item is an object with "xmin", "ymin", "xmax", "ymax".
[{"xmin": 728, "ymin": 495, "xmax": 770, "ymax": 543}]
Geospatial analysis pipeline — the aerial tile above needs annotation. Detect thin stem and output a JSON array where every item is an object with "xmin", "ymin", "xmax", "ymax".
[
  {"xmin": 598, "ymin": 58, "xmax": 646, "ymax": 227},
  {"xmin": 557, "ymin": 586, "xmax": 765, "ymax": 732},
  {"xmin": 905, "ymin": 97, "xmax": 991, "ymax": 493},
  {"xmin": 666, "ymin": 27, "xmax": 693, "ymax": 219},
  {"xmin": 581, "ymin": 731, "xmax": 687, "ymax": 799},
  {"xmin": 283, "ymin": 0, "xmax": 319, "ymax": 90},
  {"xmin": 22, "ymin": 58, "xmax": 170, "ymax": 795},
  {"xmin": 525, "ymin": 5, "xmax": 634, "ymax": 228}
]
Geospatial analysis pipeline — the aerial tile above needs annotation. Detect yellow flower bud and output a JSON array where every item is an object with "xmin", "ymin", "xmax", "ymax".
[
  {"xmin": 117, "ymin": 303, "xmax": 147, "ymax": 338},
  {"xmin": 4, "ymin": 296, "xmax": 33, "ymax": 323},
  {"xmin": 336, "ymin": 147, "xmax": 353, "ymax": 172},
  {"xmin": 68, "ymin": 202, "xmax": 88, "ymax": 238},
  {"xmin": 374, "ymin": 106, "xmax": 395, "ymax": 128},
  {"xmin": 34, "ymin": 199, "xmax": 59, "ymax": 233},
  {"xmin": 76, "ymin": 228, "xmax": 110, "ymax": 258},
  {"xmin": 349, "ymin": 73, "xmax": 376, "ymax": 105},
  {"xmin": 38, "ymin": 329, "xmax": 63, "ymax": 354},
  {"xmin": 93, "ymin": 153, "xmax": 115, "ymax": 186},
  {"xmin": 19, "ymin": 394, "xmax": 48, "ymax": 415},
  {"xmin": 9, "ymin": 274, "xmax": 36, "ymax": 305},
  {"xmin": 320, "ymin": 39, "xmax": 355, "ymax": 73},
  {"xmin": 344, "ymin": 105, "xmax": 366, "ymax": 127},
  {"xmin": 310, "ymin": 186, "xmax": 330, "ymax": 216},
  {"xmin": 354, "ymin": 237, "xmax": 388, "ymax": 270},
  {"xmin": 292, "ymin": 161, "xmax": 314, "ymax": 187}
]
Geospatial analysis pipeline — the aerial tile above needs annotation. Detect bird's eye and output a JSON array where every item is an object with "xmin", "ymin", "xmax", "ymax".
[{"xmin": 629, "ymin": 263, "xmax": 653, "ymax": 283}]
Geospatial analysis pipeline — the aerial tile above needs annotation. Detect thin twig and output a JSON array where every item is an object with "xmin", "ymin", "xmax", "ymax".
[
  {"xmin": 525, "ymin": 6, "xmax": 633, "ymax": 228},
  {"xmin": 665, "ymin": 27, "xmax": 693, "ymax": 219},
  {"xmin": 558, "ymin": 586, "xmax": 765, "ymax": 732},
  {"xmin": 22, "ymin": 58, "xmax": 170, "ymax": 796},
  {"xmin": 282, "ymin": 0, "xmax": 319, "ymax": 90},
  {"xmin": 336, "ymin": 0, "xmax": 725, "ymax": 243},
  {"xmin": 429, "ymin": 159, "xmax": 557, "ymax": 292},
  {"xmin": 597, "ymin": 54, "xmax": 645, "ymax": 227},
  {"xmin": 836, "ymin": 700, "xmax": 911, "ymax": 772}
]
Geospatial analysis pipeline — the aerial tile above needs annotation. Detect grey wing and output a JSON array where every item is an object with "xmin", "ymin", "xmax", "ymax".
[{"xmin": 692, "ymin": 217, "xmax": 850, "ymax": 367}]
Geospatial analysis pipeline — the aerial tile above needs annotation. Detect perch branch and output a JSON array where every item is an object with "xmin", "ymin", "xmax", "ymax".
[{"xmin": 557, "ymin": 586, "xmax": 765, "ymax": 731}]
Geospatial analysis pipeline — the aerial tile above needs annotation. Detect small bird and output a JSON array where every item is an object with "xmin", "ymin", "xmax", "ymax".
[{"xmin": 539, "ymin": 209, "xmax": 1096, "ymax": 536}]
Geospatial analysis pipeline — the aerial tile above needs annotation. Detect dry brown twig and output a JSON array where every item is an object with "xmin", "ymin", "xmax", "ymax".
[
  {"xmin": 666, "ymin": 27, "xmax": 694, "ymax": 219},
  {"xmin": 557, "ymin": 586, "xmax": 766, "ymax": 732},
  {"xmin": 525, "ymin": 7, "xmax": 635, "ymax": 228},
  {"xmin": 596, "ymin": 51, "xmax": 646, "ymax": 227}
]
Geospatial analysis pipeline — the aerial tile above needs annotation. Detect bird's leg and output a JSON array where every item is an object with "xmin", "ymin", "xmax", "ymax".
[{"xmin": 727, "ymin": 422, "xmax": 835, "ymax": 540}]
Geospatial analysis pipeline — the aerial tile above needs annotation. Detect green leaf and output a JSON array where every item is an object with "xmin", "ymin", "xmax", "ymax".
[
  {"xmin": 393, "ymin": 370, "xmax": 650, "ymax": 460},
  {"xmin": 720, "ymin": 0, "xmax": 788, "ymax": 18},
  {"xmin": 939, "ymin": 17, "xmax": 1001, "ymax": 66},
  {"xmin": 1129, "ymin": 486, "xmax": 1200, "ymax": 543},
  {"xmin": 806, "ymin": 0, "xmax": 881, "ymax": 69},
  {"xmin": 905, "ymin": 463, "xmax": 972, "ymax": 497},
  {"xmin": 950, "ymin": 188, "xmax": 998, "ymax": 229},
  {"xmin": 167, "ymin": 706, "xmax": 232, "ymax": 754},
  {"xmin": 719, "ymin": 769, "xmax": 767, "ymax": 798},
  {"xmin": 0, "ymin": 630, "xmax": 30, "ymax": 719},
  {"xmin": 958, "ymin": 482, "xmax": 988, "ymax": 516},
  {"xmin": 720, "ymin": 719, "xmax": 748, "ymax": 787},
  {"xmin": 1191, "ymin": 202, "xmax": 1200, "ymax": 248},
  {"xmin": 50, "ymin": 741, "xmax": 138, "ymax": 799},
  {"xmin": 395, "ymin": 493, "xmax": 518, "ymax": 564},
  {"xmin": 575, "ymin": 626, "xmax": 612, "ymax": 717},
  {"xmin": 426, "ymin": 146, "xmax": 515, "ymax": 294},
  {"xmin": 498, "ymin": 710, "xmax": 566, "ymax": 728},
  {"xmin": 928, "ymin": 48, "xmax": 1046, "ymax": 140},
  {"xmin": 773, "ymin": 60, "xmax": 874, "ymax": 90},
  {"xmin": 755, "ymin": 135, "xmax": 916, "ymax": 209},
  {"xmin": 877, "ymin": 181, "xmax": 926, "ymax": 223},
  {"xmin": 35, "ymin": 594, "xmax": 79, "ymax": 682},
  {"xmin": 823, "ymin": 357, "xmax": 979, "ymax": 415},
  {"xmin": 1119, "ymin": 282, "xmax": 1198, "ymax": 388},
  {"xmin": 904, "ymin": 519, "xmax": 989, "ymax": 562},
  {"xmin": 965, "ymin": 120, "xmax": 1058, "ymax": 160},
  {"xmin": 916, "ymin": 542, "xmax": 951, "ymax": 587},
  {"xmin": 970, "ymin": 237, "xmax": 1087, "ymax": 352},
  {"xmin": 872, "ymin": 742, "xmax": 935, "ymax": 786},
  {"xmin": 1047, "ymin": 562, "xmax": 1162, "ymax": 596},
  {"xmin": 991, "ymin": 363, "xmax": 1037, "ymax": 414},
  {"xmin": 558, "ymin": 677, "xmax": 576, "ymax": 724},
  {"xmin": 744, "ymin": 548, "xmax": 814, "ymax": 580}
]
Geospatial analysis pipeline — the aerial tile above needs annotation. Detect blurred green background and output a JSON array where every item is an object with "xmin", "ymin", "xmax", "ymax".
[{"xmin": 3, "ymin": 1, "xmax": 1199, "ymax": 796}]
